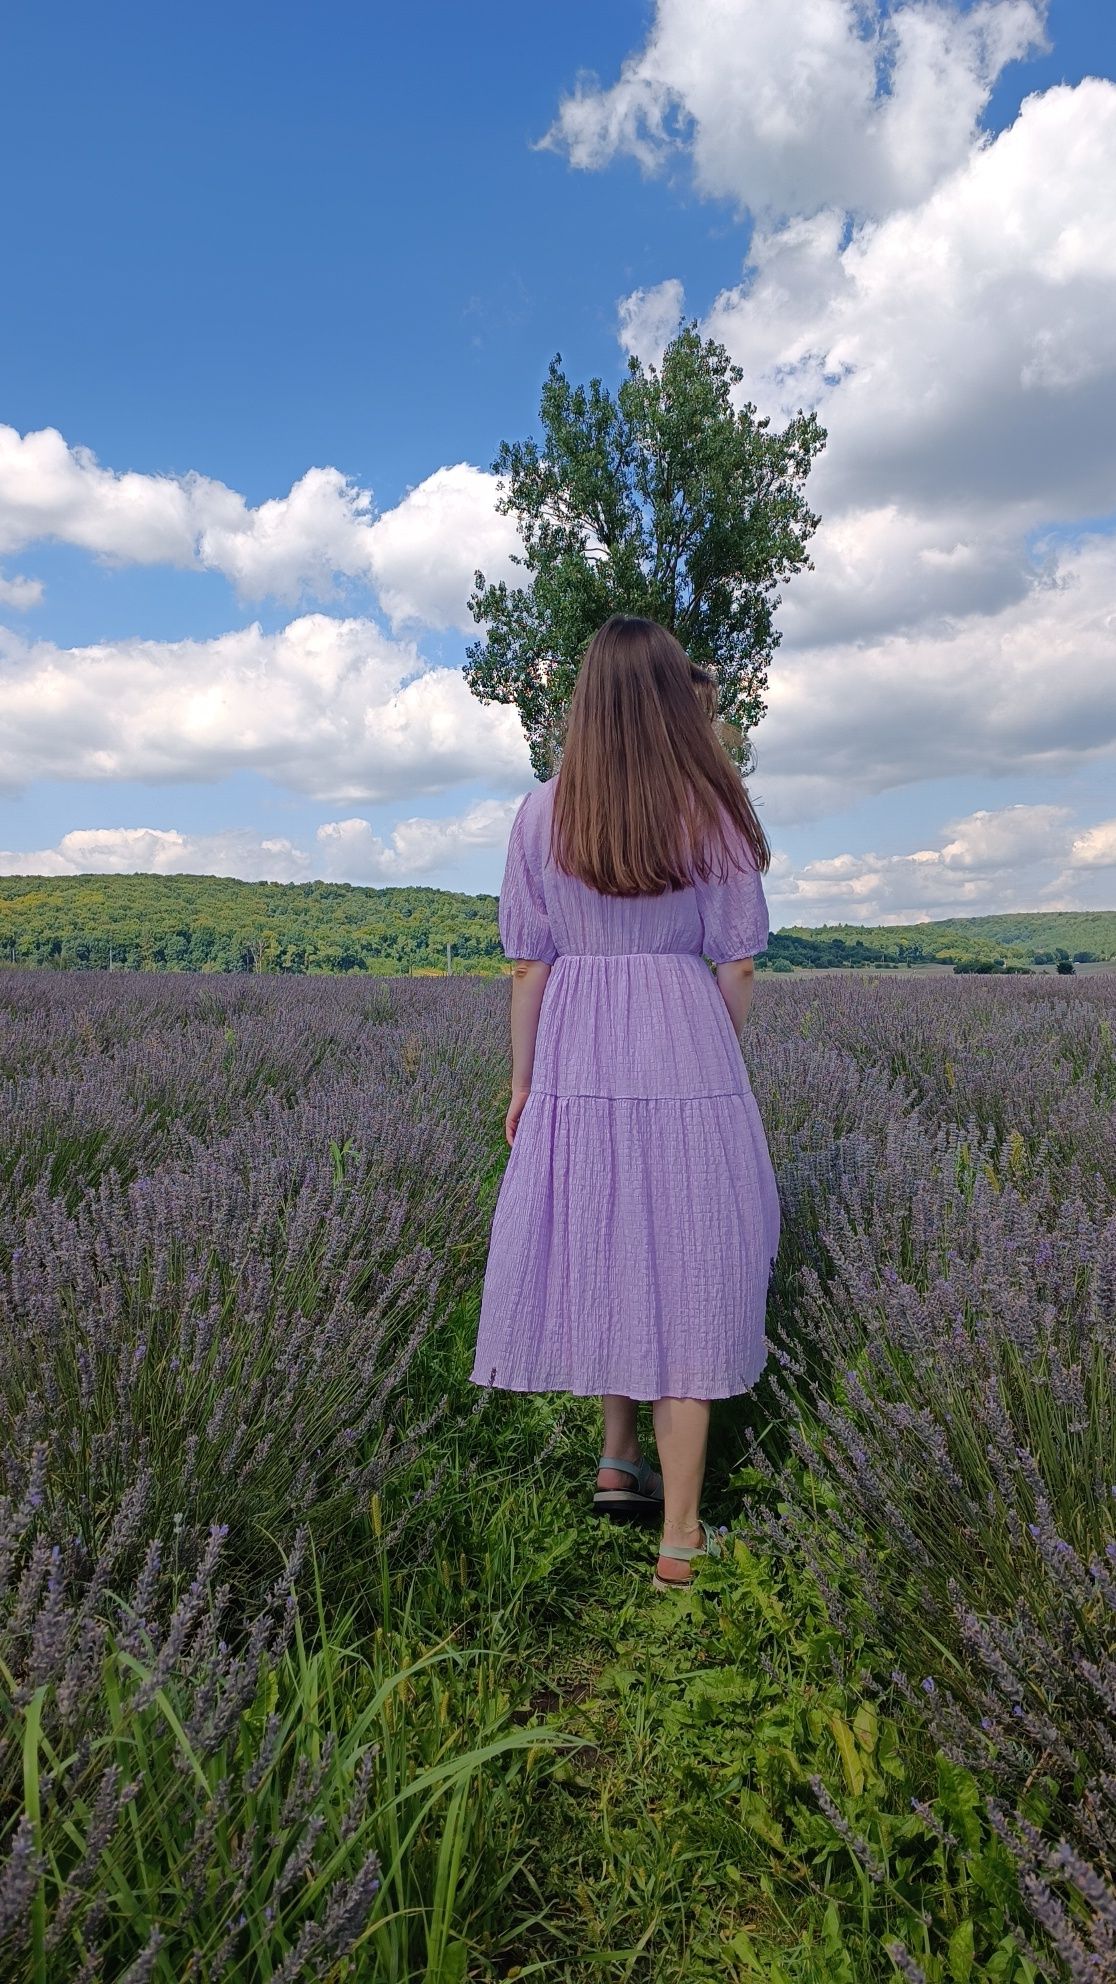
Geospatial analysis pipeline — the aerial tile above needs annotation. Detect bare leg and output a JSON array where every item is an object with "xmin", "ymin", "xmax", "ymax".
[
  {"xmin": 651, "ymin": 1396, "xmax": 711, "ymax": 1582},
  {"xmin": 597, "ymin": 1393, "xmax": 657, "ymax": 1492}
]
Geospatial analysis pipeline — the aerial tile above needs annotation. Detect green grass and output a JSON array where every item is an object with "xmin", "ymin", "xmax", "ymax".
[{"xmin": 364, "ymin": 1367, "xmax": 1039, "ymax": 1984}]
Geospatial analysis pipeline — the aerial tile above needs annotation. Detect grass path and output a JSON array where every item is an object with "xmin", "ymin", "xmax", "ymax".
[
  {"xmin": 391, "ymin": 1341, "xmax": 805, "ymax": 1982},
  {"xmin": 387, "ymin": 1325, "xmax": 998, "ymax": 1984}
]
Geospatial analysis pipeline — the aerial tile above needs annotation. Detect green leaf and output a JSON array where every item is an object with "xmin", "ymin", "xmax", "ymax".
[
  {"xmin": 596, "ymin": 1665, "xmax": 640, "ymax": 1695},
  {"xmin": 727, "ymin": 1928, "xmax": 763, "ymax": 1972},
  {"xmin": 853, "ymin": 1701, "xmax": 878, "ymax": 1753},
  {"xmin": 738, "ymin": 1788, "xmax": 787, "ymax": 1851},
  {"xmin": 948, "ymin": 1918, "xmax": 975, "ymax": 1984},
  {"xmin": 875, "ymin": 1719, "xmax": 907, "ymax": 1781},
  {"xmin": 828, "ymin": 1714, "xmax": 866, "ymax": 1798},
  {"xmin": 438, "ymin": 1942, "xmax": 468, "ymax": 1984},
  {"xmin": 935, "ymin": 1758, "xmax": 984, "ymax": 1853}
]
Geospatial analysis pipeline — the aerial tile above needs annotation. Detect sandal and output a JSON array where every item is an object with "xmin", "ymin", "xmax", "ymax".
[
  {"xmin": 651, "ymin": 1520, "xmax": 723, "ymax": 1592},
  {"xmin": 591, "ymin": 1453, "xmax": 664, "ymax": 1522}
]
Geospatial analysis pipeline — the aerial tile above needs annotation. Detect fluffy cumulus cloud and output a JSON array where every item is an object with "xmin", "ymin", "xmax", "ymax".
[
  {"xmin": 756, "ymin": 534, "xmax": 1116, "ymax": 823},
  {"xmin": 767, "ymin": 802, "xmax": 1116, "ymax": 926},
  {"xmin": 314, "ymin": 795, "xmax": 521, "ymax": 880},
  {"xmin": 1071, "ymin": 819, "xmax": 1116, "ymax": 869},
  {"xmin": 0, "ymin": 427, "xmax": 521, "ymax": 628},
  {"xmin": 0, "ymin": 797, "xmax": 523, "ymax": 885},
  {"xmin": 704, "ymin": 81, "xmax": 1116, "ymax": 526},
  {"xmin": 0, "ymin": 615, "xmax": 530, "ymax": 804},
  {"xmin": 542, "ymin": 0, "xmax": 1046, "ymax": 220},
  {"xmin": 363, "ymin": 464, "xmax": 522, "ymax": 631}
]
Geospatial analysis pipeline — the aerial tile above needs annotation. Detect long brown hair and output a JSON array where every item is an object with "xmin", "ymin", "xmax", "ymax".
[{"xmin": 549, "ymin": 615, "xmax": 771, "ymax": 896}]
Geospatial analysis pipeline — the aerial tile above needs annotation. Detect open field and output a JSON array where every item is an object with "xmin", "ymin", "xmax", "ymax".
[{"xmin": 1, "ymin": 968, "xmax": 1113, "ymax": 1982}]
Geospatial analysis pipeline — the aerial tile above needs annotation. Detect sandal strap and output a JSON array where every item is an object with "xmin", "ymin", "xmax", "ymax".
[
  {"xmin": 658, "ymin": 1523, "xmax": 724, "ymax": 1565},
  {"xmin": 597, "ymin": 1455, "xmax": 659, "ymax": 1495},
  {"xmin": 598, "ymin": 1454, "xmax": 640, "ymax": 1480}
]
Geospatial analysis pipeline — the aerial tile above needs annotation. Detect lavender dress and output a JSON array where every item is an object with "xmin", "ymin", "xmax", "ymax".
[{"xmin": 470, "ymin": 775, "xmax": 781, "ymax": 1402}]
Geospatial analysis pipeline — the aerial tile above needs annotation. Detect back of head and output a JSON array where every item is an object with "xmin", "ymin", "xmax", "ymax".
[{"xmin": 550, "ymin": 615, "xmax": 771, "ymax": 897}]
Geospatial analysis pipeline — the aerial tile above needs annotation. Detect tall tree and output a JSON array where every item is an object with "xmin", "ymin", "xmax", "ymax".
[{"xmin": 464, "ymin": 325, "xmax": 825, "ymax": 780}]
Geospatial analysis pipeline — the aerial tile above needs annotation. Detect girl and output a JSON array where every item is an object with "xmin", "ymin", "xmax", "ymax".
[{"xmin": 470, "ymin": 615, "xmax": 780, "ymax": 1591}]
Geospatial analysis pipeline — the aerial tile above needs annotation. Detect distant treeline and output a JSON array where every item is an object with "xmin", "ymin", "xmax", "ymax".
[
  {"xmin": 0, "ymin": 873, "xmax": 1113, "ymax": 975},
  {"xmin": 770, "ymin": 912, "xmax": 1116, "ymax": 972},
  {"xmin": 0, "ymin": 873, "xmax": 507, "ymax": 976}
]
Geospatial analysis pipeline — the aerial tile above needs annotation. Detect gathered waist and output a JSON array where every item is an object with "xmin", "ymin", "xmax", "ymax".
[{"xmin": 534, "ymin": 946, "xmax": 745, "ymax": 1100}]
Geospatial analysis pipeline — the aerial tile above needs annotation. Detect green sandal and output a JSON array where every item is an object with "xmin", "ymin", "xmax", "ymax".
[
  {"xmin": 591, "ymin": 1453, "xmax": 664, "ymax": 1522},
  {"xmin": 651, "ymin": 1520, "xmax": 723, "ymax": 1592}
]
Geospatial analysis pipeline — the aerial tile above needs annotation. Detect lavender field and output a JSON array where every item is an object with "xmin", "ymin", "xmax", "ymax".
[{"xmin": 1, "ymin": 967, "xmax": 1113, "ymax": 1982}]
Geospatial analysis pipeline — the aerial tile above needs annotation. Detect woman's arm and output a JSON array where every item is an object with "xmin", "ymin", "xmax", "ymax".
[
  {"xmin": 506, "ymin": 958, "xmax": 552, "ymax": 1144},
  {"xmin": 713, "ymin": 956, "xmax": 755, "ymax": 1039}
]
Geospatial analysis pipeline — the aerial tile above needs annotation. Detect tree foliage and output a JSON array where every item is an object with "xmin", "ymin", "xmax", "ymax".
[
  {"xmin": 0, "ymin": 873, "xmax": 505, "ymax": 976},
  {"xmin": 1, "ymin": 875, "xmax": 1112, "ymax": 978},
  {"xmin": 463, "ymin": 325, "xmax": 826, "ymax": 779},
  {"xmin": 769, "ymin": 912, "xmax": 1116, "ymax": 971}
]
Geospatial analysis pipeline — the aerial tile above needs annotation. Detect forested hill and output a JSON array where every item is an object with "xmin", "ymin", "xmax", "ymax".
[
  {"xmin": 773, "ymin": 911, "xmax": 1116, "ymax": 969},
  {"xmin": 0, "ymin": 871, "xmax": 1113, "ymax": 974},
  {"xmin": 0, "ymin": 872, "xmax": 504, "ymax": 976}
]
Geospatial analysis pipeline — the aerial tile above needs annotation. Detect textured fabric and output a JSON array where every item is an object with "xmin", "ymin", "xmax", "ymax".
[{"xmin": 470, "ymin": 774, "xmax": 781, "ymax": 1401}]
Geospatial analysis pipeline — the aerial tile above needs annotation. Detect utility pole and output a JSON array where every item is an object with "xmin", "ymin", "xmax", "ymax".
[{"xmin": 446, "ymin": 941, "xmax": 452, "ymax": 976}]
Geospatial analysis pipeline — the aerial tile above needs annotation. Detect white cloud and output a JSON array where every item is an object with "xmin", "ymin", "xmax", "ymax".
[
  {"xmin": 0, "ymin": 797, "xmax": 524, "ymax": 886},
  {"xmin": 0, "ymin": 571, "xmax": 42, "ymax": 610},
  {"xmin": 0, "ymin": 614, "xmax": 531, "ymax": 804},
  {"xmin": 662, "ymin": 75, "xmax": 1116, "ymax": 675},
  {"xmin": 0, "ymin": 425, "xmax": 207, "ymax": 565},
  {"xmin": 314, "ymin": 795, "xmax": 522, "ymax": 879},
  {"xmin": 364, "ymin": 463, "xmax": 522, "ymax": 631},
  {"xmin": 776, "ymin": 503, "xmax": 1033, "ymax": 646},
  {"xmin": 756, "ymin": 534, "xmax": 1116, "ymax": 822},
  {"xmin": 1070, "ymin": 819, "xmax": 1116, "ymax": 869},
  {"xmin": 561, "ymin": 0, "xmax": 1115, "ymax": 827},
  {"xmin": 542, "ymin": 0, "xmax": 1046, "ymax": 221},
  {"xmin": 194, "ymin": 466, "xmax": 378, "ymax": 602},
  {"xmin": 705, "ymin": 80, "xmax": 1116, "ymax": 525},
  {"xmin": 618, "ymin": 278, "xmax": 686, "ymax": 366},
  {"xmin": 0, "ymin": 426, "xmax": 521, "ymax": 628},
  {"xmin": 767, "ymin": 800, "xmax": 1116, "ymax": 926}
]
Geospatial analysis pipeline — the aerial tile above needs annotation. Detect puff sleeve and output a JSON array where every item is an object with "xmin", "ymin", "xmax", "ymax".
[
  {"xmin": 693, "ymin": 814, "xmax": 770, "ymax": 964},
  {"xmin": 498, "ymin": 795, "xmax": 558, "ymax": 964}
]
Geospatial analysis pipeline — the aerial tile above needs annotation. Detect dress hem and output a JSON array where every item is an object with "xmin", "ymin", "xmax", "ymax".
[
  {"xmin": 467, "ymin": 1363, "xmax": 769, "ymax": 1403},
  {"xmin": 525, "ymin": 1087, "xmax": 750, "ymax": 1102}
]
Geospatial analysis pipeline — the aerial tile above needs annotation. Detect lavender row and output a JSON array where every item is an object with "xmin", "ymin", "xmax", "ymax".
[
  {"xmin": 0, "ymin": 969, "xmax": 521, "ymax": 1976},
  {"xmin": 0, "ymin": 968, "xmax": 511, "ymax": 1621},
  {"xmin": 743, "ymin": 973, "xmax": 1116, "ymax": 1981}
]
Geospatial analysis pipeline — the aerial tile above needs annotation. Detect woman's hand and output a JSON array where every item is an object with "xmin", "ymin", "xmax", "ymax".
[{"xmin": 506, "ymin": 1086, "xmax": 531, "ymax": 1145}]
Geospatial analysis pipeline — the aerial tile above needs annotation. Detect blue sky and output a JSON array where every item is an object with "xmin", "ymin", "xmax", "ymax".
[{"xmin": 2, "ymin": 0, "xmax": 1115, "ymax": 923}]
